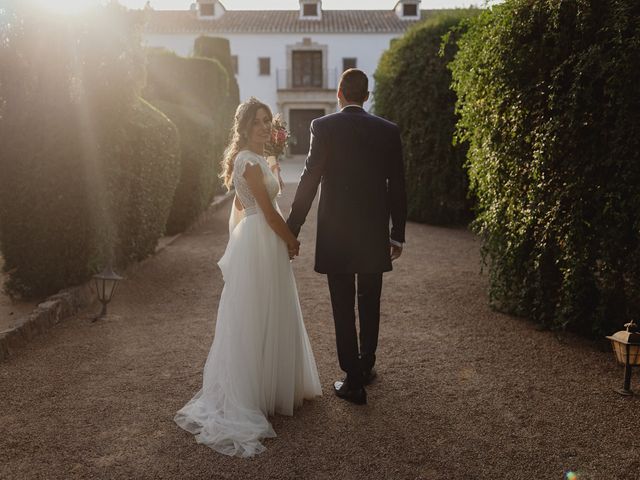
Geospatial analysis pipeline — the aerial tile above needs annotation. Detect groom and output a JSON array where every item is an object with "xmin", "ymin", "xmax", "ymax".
[{"xmin": 287, "ymin": 68, "xmax": 407, "ymax": 405}]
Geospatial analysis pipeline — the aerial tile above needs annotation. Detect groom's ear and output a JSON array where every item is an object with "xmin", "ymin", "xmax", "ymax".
[{"xmin": 364, "ymin": 91, "xmax": 370, "ymax": 103}]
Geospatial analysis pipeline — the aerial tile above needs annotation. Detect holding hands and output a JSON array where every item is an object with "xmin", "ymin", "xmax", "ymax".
[
  {"xmin": 390, "ymin": 243, "xmax": 403, "ymax": 261},
  {"xmin": 288, "ymin": 238, "xmax": 300, "ymax": 260}
]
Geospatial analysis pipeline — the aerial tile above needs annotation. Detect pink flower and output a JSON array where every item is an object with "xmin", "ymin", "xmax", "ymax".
[{"xmin": 265, "ymin": 117, "xmax": 289, "ymax": 157}]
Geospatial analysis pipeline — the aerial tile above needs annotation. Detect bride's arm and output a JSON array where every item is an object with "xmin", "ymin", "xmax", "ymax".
[{"xmin": 244, "ymin": 163, "xmax": 299, "ymax": 257}]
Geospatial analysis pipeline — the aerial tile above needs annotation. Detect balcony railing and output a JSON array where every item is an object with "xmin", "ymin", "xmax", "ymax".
[{"xmin": 276, "ymin": 68, "xmax": 338, "ymax": 91}]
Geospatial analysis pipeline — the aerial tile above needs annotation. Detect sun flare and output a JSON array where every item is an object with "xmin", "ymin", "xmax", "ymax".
[{"xmin": 32, "ymin": 0, "xmax": 102, "ymax": 15}]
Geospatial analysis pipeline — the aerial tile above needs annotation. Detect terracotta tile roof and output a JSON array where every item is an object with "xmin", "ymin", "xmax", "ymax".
[{"xmin": 142, "ymin": 9, "xmax": 441, "ymax": 34}]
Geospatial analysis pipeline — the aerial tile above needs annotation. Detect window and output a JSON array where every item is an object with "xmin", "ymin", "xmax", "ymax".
[
  {"xmin": 403, "ymin": 3, "xmax": 418, "ymax": 16},
  {"xmin": 292, "ymin": 51, "xmax": 323, "ymax": 88},
  {"xmin": 342, "ymin": 58, "xmax": 357, "ymax": 72},
  {"xmin": 200, "ymin": 3, "xmax": 215, "ymax": 16},
  {"xmin": 303, "ymin": 4, "xmax": 318, "ymax": 17},
  {"xmin": 259, "ymin": 57, "xmax": 270, "ymax": 76},
  {"xmin": 231, "ymin": 55, "xmax": 238, "ymax": 75}
]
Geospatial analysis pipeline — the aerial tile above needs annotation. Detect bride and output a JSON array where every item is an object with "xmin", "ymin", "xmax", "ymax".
[{"xmin": 174, "ymin": 97, "xmax": 322, "ymax": 457}]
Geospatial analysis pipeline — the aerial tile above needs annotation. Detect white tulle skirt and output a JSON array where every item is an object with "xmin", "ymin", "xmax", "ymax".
[{"xmin": 174, "ymin": 205, "xmax": 322, "ymax": 458}]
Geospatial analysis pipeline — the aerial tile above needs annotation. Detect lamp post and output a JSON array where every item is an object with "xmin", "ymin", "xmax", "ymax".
[
  {"xmin": 92, "ymin": 262, "xmax": 123, "ymax": 321},
  {"xmin": 606, "ymin": 321, "xmax": 640, "ymax": 396}
]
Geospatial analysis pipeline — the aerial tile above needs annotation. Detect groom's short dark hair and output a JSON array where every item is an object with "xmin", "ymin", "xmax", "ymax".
[{"xmin": 339, "ymin": 68, "xmax": 368, "ymax": 104}]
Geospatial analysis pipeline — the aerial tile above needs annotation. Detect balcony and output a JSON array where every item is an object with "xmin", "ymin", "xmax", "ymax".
[{"xmin": 276, "ymin": 68, "xmax": 338, "ymax": 91}]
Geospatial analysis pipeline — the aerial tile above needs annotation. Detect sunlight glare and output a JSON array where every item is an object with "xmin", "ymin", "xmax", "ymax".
[{"xmin": 32, "ymin": 0, "xmax": 102, "ymax": 15}]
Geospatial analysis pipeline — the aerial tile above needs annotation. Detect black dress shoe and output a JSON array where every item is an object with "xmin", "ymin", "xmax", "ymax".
[
  {"xmin": 333, "ymin": 379, "xmax": 367, "ymax": 405},
  {"xmin": 362, "ymin": 368, "xmax": 377, "ymax": 386}
]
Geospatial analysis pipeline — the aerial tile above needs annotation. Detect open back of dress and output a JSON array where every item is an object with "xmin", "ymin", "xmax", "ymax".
[{"xmin": 174, "ymin": 150, "xmax": 322, "ymax": 458}]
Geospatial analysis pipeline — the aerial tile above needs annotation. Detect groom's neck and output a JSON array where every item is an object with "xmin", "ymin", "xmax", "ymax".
[{"xmin": 341, "ymin": 102, "xmax": 363, "ymax": 109}]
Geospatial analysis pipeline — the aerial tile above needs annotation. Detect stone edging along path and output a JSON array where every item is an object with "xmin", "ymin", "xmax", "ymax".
[{"xmin": 0, "ymin": 191, "xmax": 234, "ymax": 362}]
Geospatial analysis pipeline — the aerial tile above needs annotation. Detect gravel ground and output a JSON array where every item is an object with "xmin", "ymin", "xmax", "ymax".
[{"xmin": 1, "ymin": 183, "xmax": 639, "ymax": 480}]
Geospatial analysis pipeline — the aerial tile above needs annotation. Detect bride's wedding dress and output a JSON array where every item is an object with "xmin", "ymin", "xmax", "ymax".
[{"xmin": 174, "ymin": 150, "xmax": 322, "ymax": 458}]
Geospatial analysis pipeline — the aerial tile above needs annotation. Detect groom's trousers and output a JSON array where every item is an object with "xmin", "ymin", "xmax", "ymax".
[{"xmin": 327, "ymin": 273, "xmax": 383, "ymax": 385}]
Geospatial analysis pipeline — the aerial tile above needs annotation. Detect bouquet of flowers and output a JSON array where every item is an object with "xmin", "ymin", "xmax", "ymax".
[
  {"xmin": 264, "ymin": 114, "xmax": 289, "ymax": 158},
  {"xmin": 264, "ymin": 114, "xmax": 289, "ymax": 194}
]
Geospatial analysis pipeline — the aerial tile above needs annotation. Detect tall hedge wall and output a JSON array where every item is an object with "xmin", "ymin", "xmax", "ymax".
[
  {"xmin": 194, "ymin": 37, "xmax": 236, "ymax": 86},
  {"xmin": 193, "ymin": 36, "xmax": 240, "ymax": 173},
  {"xmin": 155, "ymin": 100, "xmax": 218, "ymax": 234},
  {"xmin": 0, "ymin": 5, "xmax": 180, "ymax": 297},
  {"xmin": 374, "ymin": 10, "xmax": 477, "ymax": 225},
  {"xmin": 450, "ymin": 0, "xmax": 640, "ymax": 334},
  {"xmin": 110, "ymin": 100, "xmax": 180, "ymax": 263},
  {"xmin": 144, "ymin": 50, "xmax": 228, "ymax": 118},
  {"xmin": 144, "ymin": 49, "xmax": 235, "ymax": 234},
  {"xmin": 194, "ymin": 36, "xmax": 241, "ymax": 109}
]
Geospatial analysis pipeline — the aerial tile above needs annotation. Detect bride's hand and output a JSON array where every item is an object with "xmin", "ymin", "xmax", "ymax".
[{"xmin": 288, "ymin": 238, "xmax": 300, "ymax": 259}]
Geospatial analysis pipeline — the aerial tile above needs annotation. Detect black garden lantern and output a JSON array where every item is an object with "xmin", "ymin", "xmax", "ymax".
[
  {"xmin": 606, "ymin": 321, "xmax": 640, "ymax": 396},
  {"xmin": 92, "ymin": 263, "xmax": 123, "ymax": 321}
]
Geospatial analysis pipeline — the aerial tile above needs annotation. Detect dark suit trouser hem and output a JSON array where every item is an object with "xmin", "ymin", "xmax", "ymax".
[{"xmin": 327, "ymin": 273, "xmax": 383, "ymax": 386}]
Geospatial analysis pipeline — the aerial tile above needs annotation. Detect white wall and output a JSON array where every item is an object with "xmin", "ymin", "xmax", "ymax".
[{"xmin": 143, "ymin": 31, "xmax": 401, "ymax": 113}]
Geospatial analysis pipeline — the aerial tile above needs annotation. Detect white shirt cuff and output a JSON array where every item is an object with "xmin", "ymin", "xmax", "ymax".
[{"xmin": 390, "ymin": 238, "xmax": 403, "ymax": 248}]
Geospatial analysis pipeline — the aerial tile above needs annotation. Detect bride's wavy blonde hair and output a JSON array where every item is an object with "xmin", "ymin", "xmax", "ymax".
[{"xmin": 220, "ymin": 97, "xmax": 273, "ymax": 191}]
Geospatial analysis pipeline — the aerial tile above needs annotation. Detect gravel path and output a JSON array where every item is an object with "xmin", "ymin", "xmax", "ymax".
[{"xmin": 1, "ymin": 182, "xmax": 638, "ymax": 480}]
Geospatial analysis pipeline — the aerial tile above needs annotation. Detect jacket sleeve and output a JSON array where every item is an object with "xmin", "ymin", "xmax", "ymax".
[
  {"xmin": 286, "ymin": 120, "xmax": 327, "ymax": 237},
  {"xmin": 389, "ymin": 125, "xmax": 407, "ymax": 244}
]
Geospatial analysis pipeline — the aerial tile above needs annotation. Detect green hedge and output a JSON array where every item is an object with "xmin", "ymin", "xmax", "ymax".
[
  {"xmin": 0, "ymin": 5, "xmax": 180, "ymax": 297},
  {"xmin": 194, "ymin": 36, "xmax": 241, "ymax": 108},
  {"xmin": 144, "ymin": 49, "xmax": 235, "ymax": 233},
  {"xmin": 193, "ymin": 36, "xmax": 240, "ymax": 164},
  {"xmin": 154, "ymin": 100, "xmax": 218, "ymax": 234},
  {"xmin": 450, "ymin": 0, "xmax": 640, "ymax": 334},
  {"xmin": 374, "ymin": 10, "xmax": 477, "ymax": 225},
  {"xmin": 144, "ymin": 50, "xmax": 228, "ymax": 118},
  {"xmin": 111, "ymin": 100, "xmax": 180, "ymax": 262},
  {"xmin": 194, "ymin": 36, "xmax": 235, "ymax": 80}
]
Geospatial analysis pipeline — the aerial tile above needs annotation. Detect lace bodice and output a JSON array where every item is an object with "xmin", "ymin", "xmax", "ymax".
[{"xmin": 232, "ymin": 150, "xmax": 280, "ymax": 214}]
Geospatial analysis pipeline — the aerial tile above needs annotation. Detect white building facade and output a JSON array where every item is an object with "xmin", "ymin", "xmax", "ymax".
[{"xmin": 143, "ymin": 0, "xmax": 430, "ymax": 154}]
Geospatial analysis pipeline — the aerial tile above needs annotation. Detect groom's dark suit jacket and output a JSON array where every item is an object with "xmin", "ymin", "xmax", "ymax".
[{"xmin": 287, "ymin": 106, "xmax": 407, "ymax": 274}]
